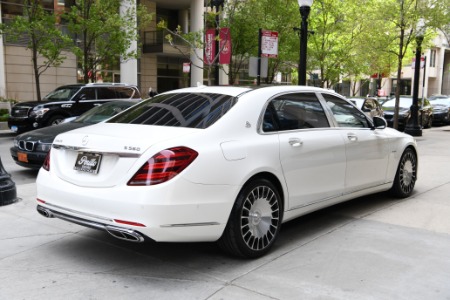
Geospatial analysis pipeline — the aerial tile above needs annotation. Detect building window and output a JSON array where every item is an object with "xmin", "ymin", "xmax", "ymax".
[
  {"xmin": 430, "ymin": 49, "xmax": 436, "ymax": 68},
  {"xmin": 392, "ymin": 79, "xmax": 412, "ymax": 95}
]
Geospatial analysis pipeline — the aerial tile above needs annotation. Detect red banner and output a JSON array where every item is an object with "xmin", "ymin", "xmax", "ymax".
[
  {"xmin": 219, "ymin": 28, "xmax": 231, "ymax": 65},
  {"xmin": 204, "ymin": 29, "xmax": 216, "ymax": 65}
]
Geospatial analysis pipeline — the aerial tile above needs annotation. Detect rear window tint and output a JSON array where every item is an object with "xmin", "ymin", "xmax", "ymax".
[
  {"xmin": 115, "ymin": 87, "xmax": 140, "ymax": 99},
  {"xmin": 107, "ymin": 93, "xmax": 237, "ymax": 128}
]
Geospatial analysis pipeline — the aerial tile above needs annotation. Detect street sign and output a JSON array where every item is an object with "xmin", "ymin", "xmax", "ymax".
[
  {"xmin": 183, "ymin": 63, "xmax": 190, "ymax": 73},
  {"xmin": 249, "ymin": 57, "xmax": 268, "ymax": 77},
  {"xmin": 261, "ymin": 30, "xmax": 278, "ymax": 58}
]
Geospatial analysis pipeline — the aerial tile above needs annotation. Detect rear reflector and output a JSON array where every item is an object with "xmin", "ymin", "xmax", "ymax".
[
  {"xmin": 114, "ymin": 219, "xmax": 146, "ymax": 227},
  {"xmin": 128, "ymin": 146, "xmax": 198, "ymax": 186}
]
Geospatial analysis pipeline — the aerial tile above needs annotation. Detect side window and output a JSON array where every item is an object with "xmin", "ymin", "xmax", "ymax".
[
  {"xmin": 77, "ymin": 87, "xmax": 96, "ymax": 100},
  {"xmin": 322, "ymin": 94, "xmax": 370, "ymax": 128},
  {"xmin": 115, "ymin": 87, "xmax": 138, "ymax": 99},
  {"xmin": 262, "ymin": 93, "xmax": 329, "ymax": 132},
  {"xmin": 363, "ymin": 99, "xmax": 373, "ymax": 111},
  {"xmin": 97, "ymin": 87, "xmax": 117, "ymax": 99}
]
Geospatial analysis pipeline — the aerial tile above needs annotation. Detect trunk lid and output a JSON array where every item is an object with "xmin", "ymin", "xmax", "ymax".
[{"xmin": 50, "ymin": 123, "xmax": 199, "ymax": 187}]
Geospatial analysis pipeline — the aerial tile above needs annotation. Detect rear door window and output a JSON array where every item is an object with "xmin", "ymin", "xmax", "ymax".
[
  {"xmin": 97, "ymin": 87, "xmax": 117, "ymax": 99},
  {"xmin": 115, "ymin": 87, "xmax": 139, "ymax": 99},
  {"xmin": 263, "ymin": 93, "xmax": 330, "ymax": 132}
]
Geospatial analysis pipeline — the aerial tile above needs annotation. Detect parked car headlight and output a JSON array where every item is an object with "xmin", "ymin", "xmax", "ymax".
[
  {"xmin": 36, "ymin": 143, "xmax": 52, "ymax": 152},
  {"xmin": 30, "ymin": 106, "xmax": 50, "ymax": 118},
  {"xmin": 398, "ymin": 110, "xmax": 409, "ymax": 118}
]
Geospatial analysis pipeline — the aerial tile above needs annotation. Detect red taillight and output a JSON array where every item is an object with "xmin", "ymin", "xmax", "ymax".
[
  {"xmin": 128, "ymin": 147, "xmax": 198, "ymax": 186},
  {"xmin": 42, "ymin": 149, "xmax": 51, "ymax": 171}
]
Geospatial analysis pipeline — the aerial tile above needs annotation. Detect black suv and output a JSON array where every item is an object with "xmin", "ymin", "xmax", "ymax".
[{"xmin": 8, "ymin": 83, "xmax": 141, "ymax": 133}]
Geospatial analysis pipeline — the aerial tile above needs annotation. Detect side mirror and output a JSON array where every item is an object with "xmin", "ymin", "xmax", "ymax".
[{"xmin": 372, "ymin": 116, "xmax": 387, "ymax": 129}]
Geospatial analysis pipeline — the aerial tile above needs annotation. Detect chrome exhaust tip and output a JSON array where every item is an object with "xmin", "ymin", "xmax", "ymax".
[
  {"xmin": 37, "ymin": 205, "xmax": 54, "ymax": 218},
  {"xmin": 105, "ymin": 226, "xmax": 145, "ymax": 243}
]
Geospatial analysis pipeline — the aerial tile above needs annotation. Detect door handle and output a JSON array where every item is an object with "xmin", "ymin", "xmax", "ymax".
[
  {"xmin": 347, "ymin": 134, "xmax": 358, "ymax": 142},
  {"xmin": 289, "ymin": 138, "xmax": 303, "ymax": 147}
]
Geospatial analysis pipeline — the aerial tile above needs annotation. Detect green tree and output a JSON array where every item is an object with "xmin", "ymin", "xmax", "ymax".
[
  {"xmin": 307, "ymin": 0, "xmax": 367, "ymax": 88},
  {"xmin": 63, "ymin": 0, "xmax": 152, "ymax": 83},
  {"xmin": 158, "ymin": 1, "xmax": 243, "ymax": 86},
  {"xmin": 363, "ymin": 0, "xmax": 449, "ymax": 129},
  {"xmin": 0, "ymin": 0, "xmax": 72, "ymax": 101},
  {"xmin": 216, "ymin": 0, "xmax": 301, "ymax": 85}
]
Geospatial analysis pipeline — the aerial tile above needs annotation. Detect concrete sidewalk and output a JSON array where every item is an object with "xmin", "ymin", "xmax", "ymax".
[
  {"xmin": 1, "ymin": 126, "xmax": 450, "ymax": 300},
  {"xmin": 0, "ymin": 122, "xmax": 15, "ymax": 137}
]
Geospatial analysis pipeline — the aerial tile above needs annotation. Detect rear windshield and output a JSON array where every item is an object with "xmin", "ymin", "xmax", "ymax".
[{"xmin": 107, "ymin": 92, "xmax": 237, "ymax": 128}]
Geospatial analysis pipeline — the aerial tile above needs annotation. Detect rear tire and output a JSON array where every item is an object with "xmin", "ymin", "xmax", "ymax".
[
  {"xmin": 218, "ymin": 178, "xmax": 282, "ymax": 258},
  {"xmin": 390, "ymin": 148, "xmax": 417, "ymax": 198}
]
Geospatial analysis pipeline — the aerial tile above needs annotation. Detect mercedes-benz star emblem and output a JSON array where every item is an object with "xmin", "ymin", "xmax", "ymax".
[{"xmin": 82, "ymin": 135, "xmax": 89, "ymax": 146}]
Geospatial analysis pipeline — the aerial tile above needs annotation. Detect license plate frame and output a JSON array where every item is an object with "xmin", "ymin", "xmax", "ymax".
[
  {"xmin": 74, "ymin": 152, "xmax": 102, "ymax": 174},
  {"xmin": 18, "ymin": 151, "xmax": 28, "ymax": 163}
]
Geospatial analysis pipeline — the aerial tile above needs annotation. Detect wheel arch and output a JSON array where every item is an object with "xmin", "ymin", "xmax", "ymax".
[{"xmin": 243, "ymin": 171, "xmax": 286, "ymax": 214}]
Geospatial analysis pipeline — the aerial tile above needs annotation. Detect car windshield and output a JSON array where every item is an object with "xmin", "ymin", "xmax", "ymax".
[
  {"xmin": 43, "ymin": 87, "xmax": 80, "ymax": 101},
  {"xmin": 429, "ymin": 95, "xmax": 448, "ymax": 100},
  {"xmin": 107, "ymin": 93, "xmax": 238, "ymax": 129},
  {"xmin": 74, "ymin": 101, "xmax": 134, "ymax": 124},
  {"xmin": 383, "ymin": 98, "xmax": 413, "ymax": 109},
  {"xmin": 429, "ymin": 98, "xmax": 450, "ymax": 105}
]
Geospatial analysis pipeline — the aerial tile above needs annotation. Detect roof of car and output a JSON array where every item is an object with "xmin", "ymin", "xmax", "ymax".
[
  {"xmin": 161, "ymin": 85, "xmax": 339, "ymax": 98},
  {"xmin": 57, "ymin": 83, "xmax": 137, "ymax": 88}
]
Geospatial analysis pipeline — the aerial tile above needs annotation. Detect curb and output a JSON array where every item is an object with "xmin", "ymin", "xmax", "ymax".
[
  {"xmin": 0, "ymin": 122, "xmax": 15, "ymax": 137},
  {"xmin": 0, "ymin": 131, "xmax": 15, "ymax": 137}
]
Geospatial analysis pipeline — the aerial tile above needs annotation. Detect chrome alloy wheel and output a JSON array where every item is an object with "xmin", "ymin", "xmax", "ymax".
[
  {"xmin": 241, "ymin": 185, "xmax": 280, "ymax": 251},
  {"xmin": 392, "ymin": 148, "xmax": 417, "ymax": 198},
  {"xmin": 399, "ymin": 151, "xmax": 416, "ymax": 194}
]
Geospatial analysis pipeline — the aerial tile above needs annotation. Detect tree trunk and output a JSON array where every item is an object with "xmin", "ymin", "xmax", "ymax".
[{"xmin": 31, "ymin": 35, "xmax": 42, "ymax": 102}]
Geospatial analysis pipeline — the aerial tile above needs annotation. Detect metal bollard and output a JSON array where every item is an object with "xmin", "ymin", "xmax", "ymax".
[{"xmin": 0, "ymin": 156, "xmax": 17, "ymax": 206}]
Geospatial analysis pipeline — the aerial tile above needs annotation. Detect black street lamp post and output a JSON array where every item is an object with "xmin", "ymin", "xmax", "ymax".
[
  {"xmin": 405, "ymin": 19, "xmax": 425, "ymax": 137},
  {"xmin": 297, "ymin": 0, "xmax": 313, "ymax": 86},
  {"xmin": 0, "ymin": 156, "xmax": 17, "ymax": 206}
]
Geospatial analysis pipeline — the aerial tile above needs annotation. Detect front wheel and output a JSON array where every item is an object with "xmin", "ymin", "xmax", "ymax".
[
  {"xmin": 46, "ymin": 115, "xmax": 65, "ymax": 126},
  {"xmin": 218, "ymin": 178, "xmax": 282, "ymax": 258},
  {"xmin": 390, "ymin": 148, "xmax": 417, "ymax": 198}
]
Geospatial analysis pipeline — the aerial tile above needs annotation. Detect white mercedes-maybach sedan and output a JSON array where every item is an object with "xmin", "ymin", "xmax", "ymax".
[{"xmin": 36, "ymin": 85, "xmax": 418, "ymax": 258}]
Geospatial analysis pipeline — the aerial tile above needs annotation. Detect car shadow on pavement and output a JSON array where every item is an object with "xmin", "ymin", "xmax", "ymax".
[{"xmin": 51, "ymin": 190, "xmax": 403, "ymax": 266}]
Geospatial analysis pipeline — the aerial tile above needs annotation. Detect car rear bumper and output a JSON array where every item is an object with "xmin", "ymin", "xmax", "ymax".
[{"xmin": 36, "ymin": 170, "xmax": 239, "ymax": 242}]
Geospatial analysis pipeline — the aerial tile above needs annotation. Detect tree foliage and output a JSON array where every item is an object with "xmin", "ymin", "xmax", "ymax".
[
  {"xmin": 64, "ymin": 0, "xmax": 152, "ymax": 83},
  {"xmin": 0, "ymin": 0, "xmax": 72, "ymax": 101}
]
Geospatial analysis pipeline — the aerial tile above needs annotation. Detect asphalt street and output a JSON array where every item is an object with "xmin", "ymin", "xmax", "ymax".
[{"xmin": 1, "ymin": 125, "xmax": 450, "ymax": 300}]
